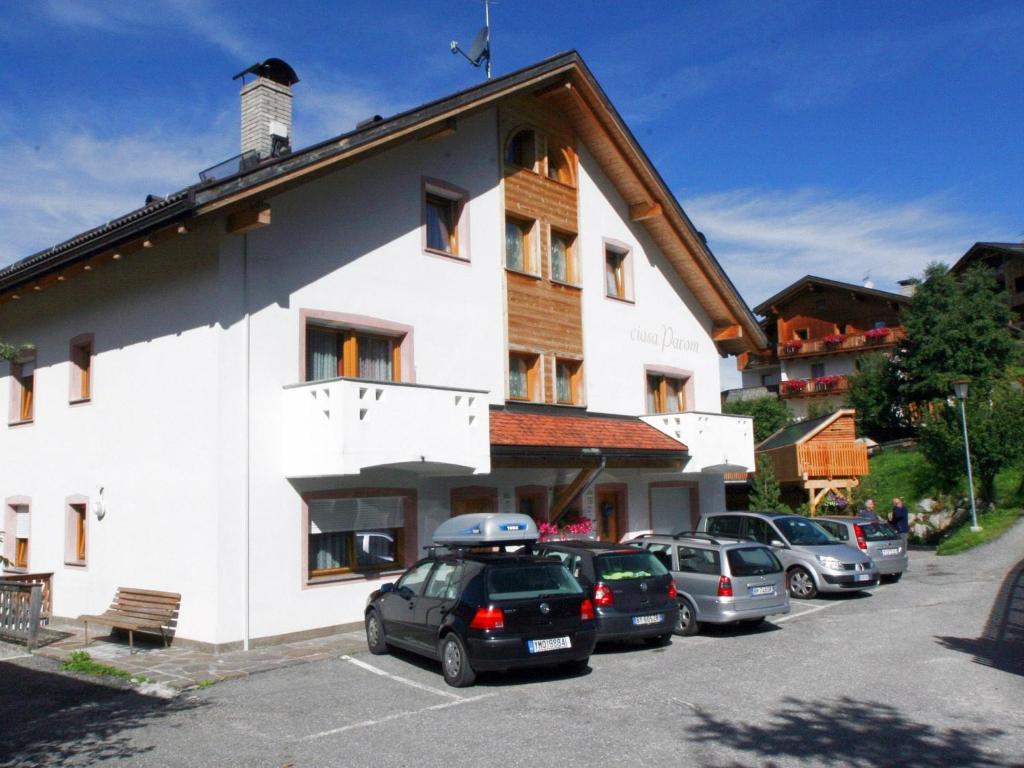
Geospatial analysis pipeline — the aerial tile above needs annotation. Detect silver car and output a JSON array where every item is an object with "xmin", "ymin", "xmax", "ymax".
[
  {"xmin": 815, "ymin": 516, "xmax": 908, "ymax": 582},
  {"xmin": 632, "ymin": 533, "xmax": 790, "ymax": 635},
  {"xmin": 698, "ymin": 512, "xmax": 880, "ymax": 599}
]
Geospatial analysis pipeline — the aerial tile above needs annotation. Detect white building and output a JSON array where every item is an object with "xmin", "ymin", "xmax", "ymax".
[{"xmin": 0, "ymin": 53, "xmax": 764, "ymax": 650}]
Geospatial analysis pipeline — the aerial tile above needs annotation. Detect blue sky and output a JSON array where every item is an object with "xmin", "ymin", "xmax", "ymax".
[{"xmin": 1, "ymin": 1, "xmax": 1021, "ymax": 383}]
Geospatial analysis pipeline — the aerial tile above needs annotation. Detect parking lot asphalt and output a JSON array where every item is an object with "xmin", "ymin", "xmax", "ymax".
[{"xmin": 3, "ymin": 522, "xmax": 1023, "ymax": 768}]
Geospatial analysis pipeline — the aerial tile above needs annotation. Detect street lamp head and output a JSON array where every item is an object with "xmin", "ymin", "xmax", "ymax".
[{"xmin": 951, "ymin": 378, "xmax": 969, "ymax": 400}]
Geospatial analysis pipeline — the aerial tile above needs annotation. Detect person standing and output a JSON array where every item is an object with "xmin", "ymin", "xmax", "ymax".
[
  {"xmin": 891, "ymin": 497, "xmax": 909, "ymax": 552},
  {"xmin": 860, "ymin": 498, "xmax": 879, "ymax": 520}
]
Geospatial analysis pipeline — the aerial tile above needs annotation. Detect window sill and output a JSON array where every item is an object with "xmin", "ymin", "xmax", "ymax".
[
  {"xmin": 7, "ymin": 419, "xmax": 33, "ymax": 428},
  {"xmin": 550, "ymin": 278, "xmax": 582, "ymax": 290},
  {"xmin": 3, "ymin": 567, "xmax": 28, "ymax": 575},
  {"xmin": 69, "ymin": 397, "xmax": 92, "ymax": 406},
  {"xmin": 64, "ymin": 560, "xmax": 87, "ymax": 568},
  {"xmin": 506, "ymin": 267, "xmax": 541, "ymax": 280},
  {"xmin": 604, "ymin": 293, "xmax": 636, "ymax": 305},
  {"xmin": 306, "ymin": 568, "xmax": 406, "ymax": 587},
  {"xmin": 423, "ymin": 247, "xmax": 470, "ymax": 264}
]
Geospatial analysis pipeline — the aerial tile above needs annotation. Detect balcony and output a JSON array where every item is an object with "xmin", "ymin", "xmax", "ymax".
[
  {"xmin": 778, "ymin": 327, "xmax": 905, "ymax": 358},
  {"xmin": 282, "ymin": 378, "xmax": 491, "ymax": 478},
  {"xmin": 779, "ymin": 375, "xmax": 850, "ymax": 400},
  {"xmin": 798, "ymin": 440, "xmax": 869, "ymax": 478},
  {"xmin": 641, "ymin": 411, "xmax": 755, "ymax": 474}
]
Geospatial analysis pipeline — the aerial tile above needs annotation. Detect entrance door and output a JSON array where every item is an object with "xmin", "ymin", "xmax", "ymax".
[
  {"xmin": 450, "ymin": 487, "xmax": 496, "ymax": 517},
  {"xmin": 596, "ymin": 488, "xmax": 625, "ymax": 542}
]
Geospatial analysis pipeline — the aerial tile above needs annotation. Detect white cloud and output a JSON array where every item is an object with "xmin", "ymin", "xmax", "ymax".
[
  {"xmin": 0, "ymin": 128, "xmax": 233, "ymax": 266},
  {"xmin": 684, "ymin": 187, "xmax": 1006, "ymax": 309}
]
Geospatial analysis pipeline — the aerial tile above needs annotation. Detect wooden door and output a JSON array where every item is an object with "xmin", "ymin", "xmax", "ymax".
[
  {"xmin": 451, "ymin": 494, "xmax": 495, "ymax": 517},
  {"xmin": 596, "ymin": 490, "xmax": 621, "ymax": 542}
]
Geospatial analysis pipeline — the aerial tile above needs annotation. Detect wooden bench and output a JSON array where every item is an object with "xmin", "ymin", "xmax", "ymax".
[{"xmin": 79, "ymin": 588, "xmax": 181, "ymax": 653}]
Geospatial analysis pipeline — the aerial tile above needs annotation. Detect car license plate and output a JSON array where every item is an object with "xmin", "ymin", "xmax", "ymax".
[
  {"xmin": 632, "ymin": 614, "xmax": 664, "ymax": 626},
  {"xmin": 881, "ymin": 548, "xmax": 900, "ymax": 556},
  {"xmin": 527, "ymin": 636, "xmax": 571, "ymax": 654},
  {"xmin": 855, "ymin": 573, "xmax": 871, "ymax": 582},
  {"xmin": 750, "ymin": 585, "xmax": 774, "ymax": 596}
]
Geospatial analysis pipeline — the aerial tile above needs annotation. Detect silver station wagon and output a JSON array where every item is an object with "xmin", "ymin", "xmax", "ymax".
[
  {"xmin": 815, "ymin": 516, "xmax": 908, "ymax": 582},
  {"xmin": 632, "ymin": 532, "xmax": 790, "ymax": 635},
  {"xmin": 698, "ymin": 512, "xmax": 880, "ymax": 600}
]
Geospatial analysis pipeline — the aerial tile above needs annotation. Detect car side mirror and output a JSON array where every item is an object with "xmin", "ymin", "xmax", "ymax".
[
  {"xmin": 379, "ymin": 582, "xmax": 395, "ymax": 594},
  {"xmin": 770, "ymin": 539, "xmax": 786, "ymax": 549}
]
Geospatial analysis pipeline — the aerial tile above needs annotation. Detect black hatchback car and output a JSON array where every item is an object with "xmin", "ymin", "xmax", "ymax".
[
  {"xmin": 531, "ymin": 540, "xmax": 679, "ymax": 645},
  {"xmin": 365, "ymin": 514, "xmax": 597, "ymax": 687}
]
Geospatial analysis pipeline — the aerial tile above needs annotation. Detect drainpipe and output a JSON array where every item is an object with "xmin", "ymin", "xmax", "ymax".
[{"xmin": 243, "ymin": 233, "xmax": 251, "ymax": 651}]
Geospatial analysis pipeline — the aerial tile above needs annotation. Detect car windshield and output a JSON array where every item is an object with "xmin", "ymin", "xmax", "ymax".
[
  {"xmin": 596, "ymin": 552, "xmax": 668, "ymax": 580},
  {"xmin": 862, "ymin": 521, "xmax": 899, "ymax": 541},
  {"xmin": 775, "ymin": 517, "xmax": 837, "ymax": 546},
  {"xmin": 727, "ymin": 547, "xmax": 783, "ymax": 576},
  {"xmin": 486, "ymin": 564, "xmax": 583, "ymax": 601}
]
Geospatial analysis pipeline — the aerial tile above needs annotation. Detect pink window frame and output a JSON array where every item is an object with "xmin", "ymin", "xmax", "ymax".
[
  {"xmin": 69, "ymin": 333, "xmax": 94, "ymax": 405},
  {"xmin": 643, "ymin": 364, "xmax": 695, "ymax": 415},
  {"xmin": 7, "ymin": 357, "xmax": 35, "ymax": 426},
  {"xmin": 4, "ymin": 496, "xmax": 31, "ymax": 572},
  {"xmin": 602, "ymin": 237, "xmax": 636, "ymax": 304},
  {"xmin": 298, "ymin": 310, "xmax": 415, "ymax": 384},
  {"xmin": 421, "ymin": 177, "xmax": 471, "ymax": 263},
  {"xmin": 65, "ymin": 494, "xmax": 89, "ymax": 567}
]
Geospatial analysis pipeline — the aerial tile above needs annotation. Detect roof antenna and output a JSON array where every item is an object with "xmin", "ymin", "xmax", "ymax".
[
  {"xmin": 862, "ymin": 271, "xmax": 874, "ymax": 289},
  {"xmin": 450, "ymin": 0, "xmax": 492, "ymax": 79}
]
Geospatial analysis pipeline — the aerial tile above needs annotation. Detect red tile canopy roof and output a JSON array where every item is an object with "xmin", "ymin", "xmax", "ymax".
[{"xmin": 490, "ymin": 410, "xmax": 687, "ymax": 453}]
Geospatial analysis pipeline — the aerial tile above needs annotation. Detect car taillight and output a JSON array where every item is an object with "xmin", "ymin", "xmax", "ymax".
[
  {"xmin": 469, "ymin": 606, "xmax": 505, "ymax": 630},
  {"xmin": 580, "ymin": 599, "xmax": 595, "ymax": 621},
  {"xmin": 853, "ymin": 524, "xmax": 867, "ymax": 550},
  {"xmin": 668, "ymin": 581, "xmax": 677, "ymax": 599},
  {"xmin": 593, "ymin": 583, "xmax": 614, "ymax": 607},
  {"xmin": 717, "ymin": 576, "xmax": 733, "ymax": 597}
]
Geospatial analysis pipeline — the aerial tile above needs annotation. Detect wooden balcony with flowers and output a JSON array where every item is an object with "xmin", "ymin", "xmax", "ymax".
[
  {"xmin": 779, "ymin": 375, "xmax": 850, "ymax": 399},
  {"xmin": 778, "ymin": 326, "xmax": 905, "ymax": 359}
]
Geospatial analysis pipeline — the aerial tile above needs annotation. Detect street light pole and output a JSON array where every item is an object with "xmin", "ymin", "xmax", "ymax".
[{"xmin": 951, "ymin": 378, "xmax": 981, "ymax": 532}]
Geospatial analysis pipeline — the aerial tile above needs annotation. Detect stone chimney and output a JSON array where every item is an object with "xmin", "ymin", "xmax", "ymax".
[
  {"xmin": 897, "ymin": 278, "xmax": 920, "ymax": 297},
  {"xmin": 235, "ymin": 58, "xmax": 299, "ymax": 159}
]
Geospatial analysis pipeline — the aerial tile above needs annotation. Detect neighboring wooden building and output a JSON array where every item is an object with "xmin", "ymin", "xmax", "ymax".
[
  {"xmin": 734, "ymin": 276, "xmax": 910, "ymax": 418},
  {"xmin": 950, "ymin": 242, "xmax": 1024, "ymax": 316},
  {"xmin": 756, "ymin": 409, "xmax": 869, "ymax": 513}
]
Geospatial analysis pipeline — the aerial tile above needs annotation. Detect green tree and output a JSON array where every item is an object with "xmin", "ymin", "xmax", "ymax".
[
  {"xmin": 917, "ymin": 379, "xmax": 1024, "ymax": 504},
  {"xmin": 749, "ymin": 454, "xmax": 789, "ymax": 512},
  {"xmin": 722, "ymin": 396, "xmax": 793, "ymax": 444},
  {"xmin": 845, "ymin": 352, "xmax": 911, "ymax": 440},
  {"xmin": 804, "ymin": 401, "xmax": 838, "ymax": 421},
  {"xmin": 900, "ymin": 263, "xmax": 1013, "ymax": 404},
  {"xmin": 0, "ymin": 339, "xmax": 33, "ymax": 361}
]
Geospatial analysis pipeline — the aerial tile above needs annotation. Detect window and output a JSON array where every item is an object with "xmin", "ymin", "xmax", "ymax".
[
  {"xmin": 10, "ymin": 357, "xmax": 35, "ymax": 423},
  {"xmin": 396, "ymin": 561, "xmax": 434, "ymax": 596},
  {"xmin": 743, "ymin": 517, "xmax": 773, "ymax": 545},
  {"xmin": 550, "ymin": 230, "xmax": 577, "ymax": 284},
  {"xmin": 1015, "ymin": 276, "xmax": 1024, "ymax": 294},
  {"xmin": 516, "ymin": 486, "xmax": 548, "ymax": 524},
  {"xmin": 555, "ymin": 358, "xmax": 582, "ymax": 405},
  {"xmin": 604, "ymin": 243, "xmax": 632, "ymax": 301},
  {"xmin": 505, "ymin": 129, "xmax": 536, "ymax": 170},
  {"xmin": 505, "ymin": 217, "xmax": 535, "ymax": 274},
  {"xmin": 795, "ymin": 328, "xmax": 810, "ymax": 341},
  {"xmin": 424, "ymin": 562, "xmax": 464, "ymax": 600},
  {"xmin": 70, "ymin": 336, "xmax": 93, "ymax": 402},
  {"xmin": 676, "ymin": 546, "xmax": 720, "ymax": 575},
  {"xmin": 508, "ymin": 352, "xmax": 540, "ymax": 401},
  {"xmin": 66, "ymin": 501, "xmax": 87, "ymax": 565},
  {"xmin": 546, "ymin": 142, "xmax": 574, "ymax": 185},
  {"xmin": 425, "ymin": 193, "xmax": 458, "ymax": 255},
  {"xmin": 305, "ymin": 325, "xmax": 400, "ymax": 383},
  {"xmin": 6, "ymin": 504, "xmax": 30, "ymax": 570},
  {"xmin": 811, "ymin": 363, "xmax": 825, "ymax": 379},
  {"xmin": 647, "ymin": 372, "xmax": 687, "ymax": 414},
  {"xmin": 705, "ymin": 515, "xmax": 742, "ymax": 538},
  {"xmin": 307, "ymin": 496, "xmax": 407, "ymax": 578}
]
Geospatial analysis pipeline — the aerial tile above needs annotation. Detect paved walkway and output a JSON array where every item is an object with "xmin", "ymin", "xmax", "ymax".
[{"xmin": 31, "ymin": 624, "xmax": 368, "ymax": 691}]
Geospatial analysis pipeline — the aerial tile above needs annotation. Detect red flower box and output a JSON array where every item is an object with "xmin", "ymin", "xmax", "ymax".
[
  {"xmin": 823, "ymin": 334, "xmax": 845, "ymax": 347},
  {"xmin": 814, "ymin": 375, "xmax": 842, "ymax": 388},
  {"xmin": 864, "ymin": 327, "xmax": 890, "ymax": 340},
  {"xmin": 783, "ymin": 339, "xmax": 804, "ymax": 353},
  {"xmin": 782, "ymin": 379, "xmax": 807, "ymax": 393}
]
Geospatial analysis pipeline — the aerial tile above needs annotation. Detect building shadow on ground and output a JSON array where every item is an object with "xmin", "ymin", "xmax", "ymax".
[
  {"xmin": 0, "ymin": 658, "xmax": 203, "ymax": 768},
  {"xmin": 685, "ymin": 695, "xmax": 1009, "ymax": 767},
  {"xmin": 935, "ymin": 555, "xmax": 1024, "ymax": 677}
]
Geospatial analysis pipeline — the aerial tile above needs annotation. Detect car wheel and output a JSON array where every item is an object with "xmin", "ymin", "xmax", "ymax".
[
  {"xmin": 674, "ymin": 598, "xmax": 699, "ymax": 637},
  {"xmin": 788, "ymin": 567, "xmax": 818, "ymax": 599},
  {"xmin": 365, "ymin": 610, "xmax": 388, "ymax": 655},
  {"xmin": 440, "ymin": 634, "xmax": 476, "ymax": 688},
  {"xmin": 739, "ymin": 617, "xmax": 765, "ymax": 629}
]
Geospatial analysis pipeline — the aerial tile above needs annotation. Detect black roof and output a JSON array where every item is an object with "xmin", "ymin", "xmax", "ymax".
[
  {"xmin": 757, "ymin": 411, "xmax": 839, "ymax": 451},
  {"xmin": 753, "ymin": 275, "xmax": 909, "ymax": 318},
  {"xmin": 951, "ymin": 242, "xmax": 1024, "ymax": 274}
]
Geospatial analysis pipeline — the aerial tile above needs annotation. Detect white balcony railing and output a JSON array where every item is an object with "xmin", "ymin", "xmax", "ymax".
[
  {"xmin": 641, "ymin": 411, "xmax": 755, "ymax": 474},
  {"xmin": 283, "ymin": 378, "xmax": 491, "ymax": 478}
]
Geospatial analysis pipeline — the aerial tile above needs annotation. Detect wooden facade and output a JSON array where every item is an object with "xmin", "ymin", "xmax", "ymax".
[{"xmin": 757, "ymin": 409, "xmax": 868, "ymax": 513}]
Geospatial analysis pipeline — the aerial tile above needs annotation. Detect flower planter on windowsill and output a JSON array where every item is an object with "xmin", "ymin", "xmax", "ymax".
[{"xmin": 783, "ymin": 340, "xmax": 804, "ymax": 354}]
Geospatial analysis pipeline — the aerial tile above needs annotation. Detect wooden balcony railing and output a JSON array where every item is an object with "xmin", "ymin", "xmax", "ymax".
[
  {"xmin": 779, "ymin": 375, "xmax": 850, "ymax": 399},
  {"xmin": 2, "ymin": 572, "xmax": 52, "ymax": 621},
  {"xmin": 797, "ymin": 441, "xmax": 869, "ymax": 478},
  {"xmin": 779, "ymin": 327, "xmax": 905, "ymax": 358}
]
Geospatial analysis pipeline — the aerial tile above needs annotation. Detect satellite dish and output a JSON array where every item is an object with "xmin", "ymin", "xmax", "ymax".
[{"xmin": 467, "ymin": 27, "xmax": 489, "ymax": 64}]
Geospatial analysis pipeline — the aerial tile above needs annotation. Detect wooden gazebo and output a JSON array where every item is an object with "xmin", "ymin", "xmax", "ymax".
[{"xmin": 756, "ymin": 409, "xmax": 869, "ymax": 513}]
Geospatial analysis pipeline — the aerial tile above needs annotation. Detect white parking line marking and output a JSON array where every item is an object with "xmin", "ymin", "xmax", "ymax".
[
  {"xmin": 341, "ymin": 655, "xmax": 463, "ymax": 700},
  {"xmin": 299, "ymin": 693, "xmax": 495, "ymax": 741},
  {"xmin": 773, "ymin": 601, "xmax": 842, "ymax": 623}
]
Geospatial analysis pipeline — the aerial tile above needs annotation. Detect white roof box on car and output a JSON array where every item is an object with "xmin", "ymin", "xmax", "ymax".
[{"xmin": 432, "ymin": 513, "xmax": 538, "ymax": 546}]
